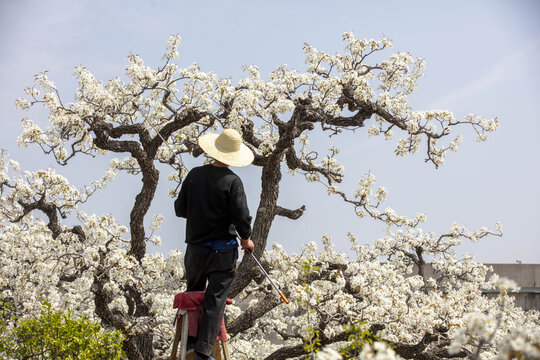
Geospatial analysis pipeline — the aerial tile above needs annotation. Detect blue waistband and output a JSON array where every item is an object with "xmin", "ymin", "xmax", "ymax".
[{"xmin": 200, "ymin": 238, "xmax": 239, "ymax": 250}]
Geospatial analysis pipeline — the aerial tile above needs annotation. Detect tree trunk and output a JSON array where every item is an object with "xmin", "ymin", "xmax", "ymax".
[
  {"xmin": 229, "ymin": 153, "xmax": 282, "ymax": 298},
  {"xmin": 129, "ymin": 165, "xmax": 159, "ymax": 261},
  {"xmin": 135, "ymin": 333, "xmax": 154, "ymax": 360}
]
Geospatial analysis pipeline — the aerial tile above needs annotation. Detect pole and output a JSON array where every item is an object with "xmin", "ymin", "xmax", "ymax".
[{"xmin": 248, "ymin": 252, "xmax": 289, "ymax": 304}]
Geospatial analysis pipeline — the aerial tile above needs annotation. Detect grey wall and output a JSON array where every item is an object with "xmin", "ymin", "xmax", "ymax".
[
  {"xmin": 486, "ymin": 263, "xmax": 539, "ymax": 288},
  {"xmin": 484, "ymin": 263, "xmax": 540, "ymax": 311},
  {"xmin": 417, "ymin": 263, "xmax": 540, "ymax": 311}
]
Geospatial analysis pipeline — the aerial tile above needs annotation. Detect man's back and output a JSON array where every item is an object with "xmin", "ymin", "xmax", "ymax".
[{"xmin": 174, "ymin": 164, "xmax": 251, "ymax": 244}]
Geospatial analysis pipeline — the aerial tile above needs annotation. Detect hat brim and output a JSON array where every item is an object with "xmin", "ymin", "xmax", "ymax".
[{"xmin": 198, "ymin": 133, "xmax": 254, "ymax": 167}]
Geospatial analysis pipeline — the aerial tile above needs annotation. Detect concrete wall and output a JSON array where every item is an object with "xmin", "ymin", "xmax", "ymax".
[
  {"xmin": 417, "ymin": 263, "xmax": 540, "ymax": 311},
  {"xmin": 486, "ymin": 263, "xmax": 539, "ymax": 288},
  {"xmin": 485, "ymin": 263, "xmax": 540, "ymax": 311}
]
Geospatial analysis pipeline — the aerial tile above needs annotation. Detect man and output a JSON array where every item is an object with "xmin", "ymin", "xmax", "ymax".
[{"xmin": 174, "ymin": 128, "xmax": 255, "ymax": 360}]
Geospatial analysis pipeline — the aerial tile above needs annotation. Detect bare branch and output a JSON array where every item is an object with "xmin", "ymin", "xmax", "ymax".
[{"xmin": 275, "ymin": 205, "xmax": 306, "ymax": 220}]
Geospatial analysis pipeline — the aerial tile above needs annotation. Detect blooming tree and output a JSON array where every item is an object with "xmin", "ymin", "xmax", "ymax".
[{"xmin": 2, "ymin": 33, "xmax": 538, "ymax": 360}]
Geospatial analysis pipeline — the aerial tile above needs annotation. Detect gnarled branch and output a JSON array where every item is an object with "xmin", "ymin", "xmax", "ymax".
[{"xmin": 275, "ymin": 205, "xmax": 306, "ymax": 220}]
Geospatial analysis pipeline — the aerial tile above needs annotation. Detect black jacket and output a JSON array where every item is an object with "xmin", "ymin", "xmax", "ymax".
[{"xmin": 174, "ymin": 164, "xmax": 252, "ymax": 243}]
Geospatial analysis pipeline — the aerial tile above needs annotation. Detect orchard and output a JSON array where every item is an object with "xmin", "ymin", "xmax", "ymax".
[{"xmin": 1, "ymin": 33, "xmax": 538, "ymax": 359}]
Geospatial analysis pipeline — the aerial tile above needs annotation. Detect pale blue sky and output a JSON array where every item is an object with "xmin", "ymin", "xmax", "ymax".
[{"xmin": 1, "ymin": 0, "xmax": 539, "ymax": 262}]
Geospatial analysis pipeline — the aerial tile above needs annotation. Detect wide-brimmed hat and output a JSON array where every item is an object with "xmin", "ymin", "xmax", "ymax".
[{"xmin": 198, "ymin": 129, "xmax": 254, "ymax": 167}]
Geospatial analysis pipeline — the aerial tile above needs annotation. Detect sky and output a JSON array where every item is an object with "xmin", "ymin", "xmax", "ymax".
[{"xmin": 1, "ymin": 0, "xmax": 539, "ymax": 263}]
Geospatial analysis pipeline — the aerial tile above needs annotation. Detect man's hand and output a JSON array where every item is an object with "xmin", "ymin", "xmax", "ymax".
[{"xmin": 240, "ymin": 239, "xmax": 254, "ymax": 254}]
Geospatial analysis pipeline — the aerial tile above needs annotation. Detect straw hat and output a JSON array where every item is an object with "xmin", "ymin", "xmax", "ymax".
[{"xmin": 198, "ymin": 129, "xmax": 254, "ymax": 167}]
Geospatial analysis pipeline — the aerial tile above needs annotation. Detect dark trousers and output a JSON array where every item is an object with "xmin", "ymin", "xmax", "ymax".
[{"xmin": 184, "ymin": 244, "xmax": 238, "ymax": 357}]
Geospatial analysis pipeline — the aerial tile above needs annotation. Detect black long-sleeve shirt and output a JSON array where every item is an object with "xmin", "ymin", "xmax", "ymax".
[{"xmin": 174, "ymin": 164, "xmax": 252, "ymax": 244}]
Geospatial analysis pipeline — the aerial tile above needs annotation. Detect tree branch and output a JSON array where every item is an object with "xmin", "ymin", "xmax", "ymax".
[
  {"xmin": 15, "ymin": 196, "xmax": 62, "ymax": 239},
  {"xmin": 274, "ymin": 205, "xmax": 306, "ymax": 220},
  {"xmin": 228, "ymin": 293, "xmax": 282, "ymax": 337}
]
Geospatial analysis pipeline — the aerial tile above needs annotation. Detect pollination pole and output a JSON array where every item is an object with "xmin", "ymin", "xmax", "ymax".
[{"xmin": 249, "ymin": 252, "xmax": 289, "ymax": 304}]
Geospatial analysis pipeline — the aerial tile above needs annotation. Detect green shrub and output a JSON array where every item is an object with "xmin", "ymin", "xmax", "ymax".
[
  {"xmin": 0, "ymin": 301, "xmax": 124, "ymax": 360},
  {"xmin": 339, "ymin": 322, "xmax": 391, "ymax": 359}
]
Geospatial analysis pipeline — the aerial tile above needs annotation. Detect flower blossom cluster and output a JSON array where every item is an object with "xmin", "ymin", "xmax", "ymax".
[
  {"xmin": 0, "ymin": 152, "xmax": 184, "ymax": 355},
  {"xmin": 225, "ymin": 225, "xmax": 536, "ymax": 359}
]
